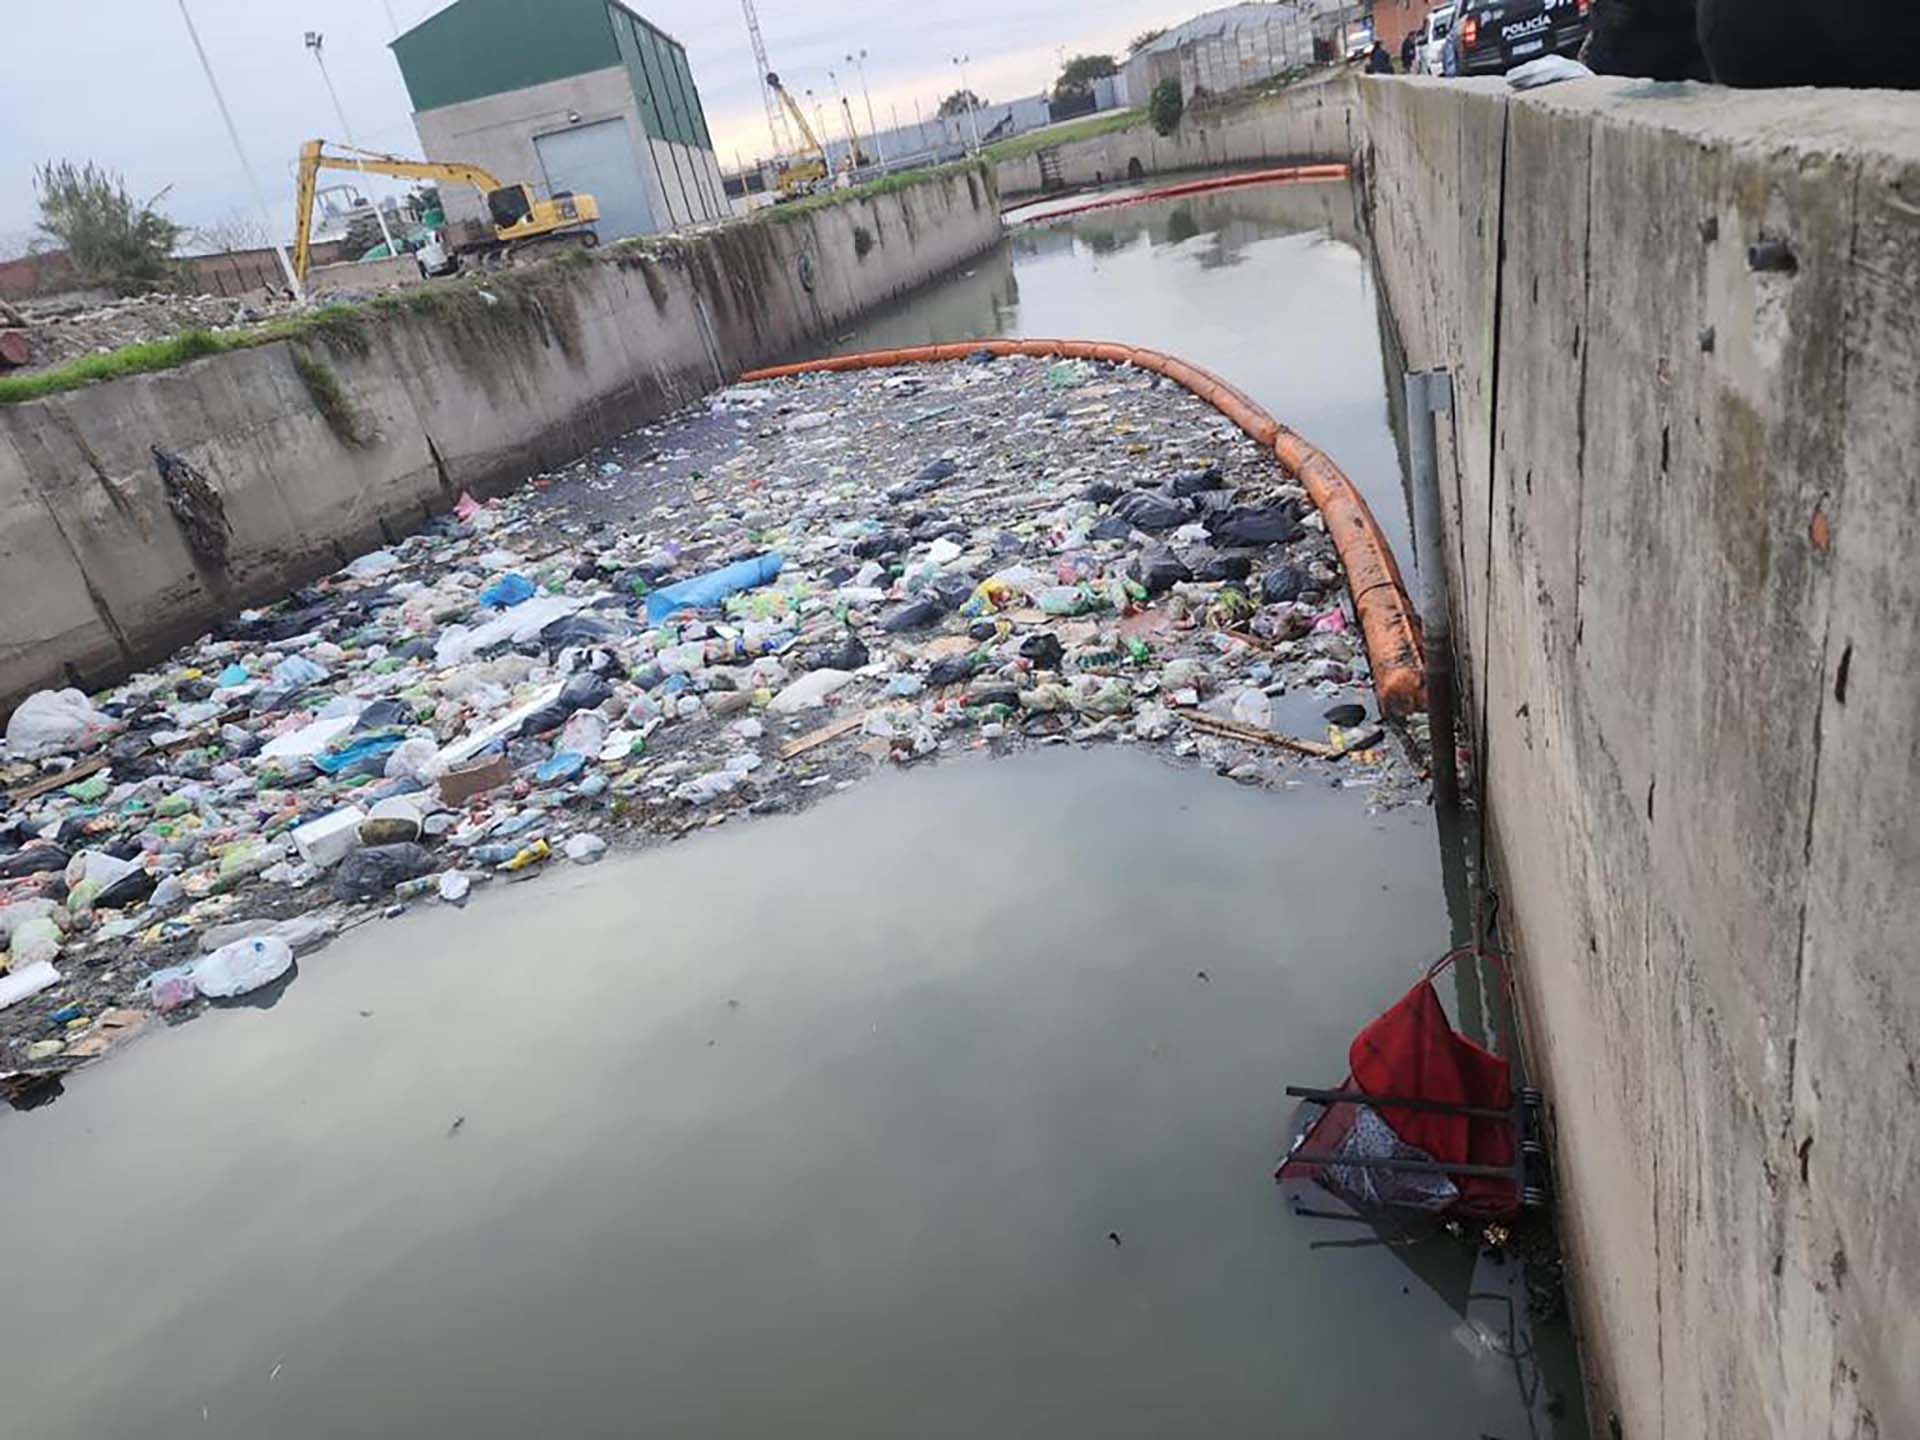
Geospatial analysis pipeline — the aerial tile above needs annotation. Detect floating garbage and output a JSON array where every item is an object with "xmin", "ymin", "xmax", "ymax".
[{"xmin": 0, "ymin": 352, "xmax": 1416, "ymax": 1081}]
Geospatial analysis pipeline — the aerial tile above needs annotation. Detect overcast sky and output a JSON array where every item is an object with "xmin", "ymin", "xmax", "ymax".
[{"xmin": 2, "ymin": 0, "xmax": 1182, "ymax": 251}]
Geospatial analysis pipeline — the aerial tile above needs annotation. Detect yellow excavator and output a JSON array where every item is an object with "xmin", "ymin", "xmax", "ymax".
[
  {"xmin": 764, "ymin": 74, "xmax": 830, "ymax": 198},
  {"xmin": 291, "ymin": 138, "xmax": 600, "ymax": 283}
]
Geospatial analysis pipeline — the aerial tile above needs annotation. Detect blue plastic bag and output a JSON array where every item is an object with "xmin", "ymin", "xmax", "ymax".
[
  {"xmin": 645, "ymin": 553, "xmax": 783, "ymax": 625},
  {"xmin": 481, "ymin": 573, "xmax": 537, "ymax": 608}
]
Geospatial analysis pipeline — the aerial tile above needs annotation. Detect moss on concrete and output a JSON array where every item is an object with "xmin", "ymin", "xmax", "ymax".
[
  {"xmin": 290, "ymin": 345, "xmax": 370, "ymax": 447},
  {"xmin": 0, "ymin": 162, "xmax": 983, "ymax": 406}
]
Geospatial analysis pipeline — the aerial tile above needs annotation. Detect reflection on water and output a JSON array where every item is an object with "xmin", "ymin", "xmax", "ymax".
[
  {"xmin": 831, "ymin": 180, "xmax": 1407, "ymax": 564},
  {"xmin": 0, "ymin": 751, "xmax": 1581, "ymax": 1439}
]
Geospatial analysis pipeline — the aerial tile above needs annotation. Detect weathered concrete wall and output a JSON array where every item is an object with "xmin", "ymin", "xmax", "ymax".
[
  {"xmin": 995, "ymin": 74, "xmax": 1356, "ymax": 196},
  {"xmin": 0, "ymin": 166, "xmax": 1001, "ymax": 707},
  {"xmin": 1362, "ymin": 75, "xmax": 1920, "ymax": 1440}
]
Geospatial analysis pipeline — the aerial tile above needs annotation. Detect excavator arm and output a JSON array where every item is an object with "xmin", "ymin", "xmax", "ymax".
[{"xmin": 292, "ymin": 139, "xmax": 510, "ymax": 283}]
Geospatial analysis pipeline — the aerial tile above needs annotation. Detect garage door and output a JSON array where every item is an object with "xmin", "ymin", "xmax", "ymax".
[{"xmin": 534, "ymin": 119, "xmax": 657, "ymax": 242}]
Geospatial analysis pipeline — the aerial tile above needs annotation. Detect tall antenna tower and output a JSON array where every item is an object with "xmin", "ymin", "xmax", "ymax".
[{"xmin": 739, "ymin": 0, "xmax": 791, "ymax": 159}]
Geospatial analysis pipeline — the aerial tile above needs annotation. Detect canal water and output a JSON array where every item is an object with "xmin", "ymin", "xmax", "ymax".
[{"xmin": 0, "ymin": 183, "xmax": 1584, "ymax": 1438}]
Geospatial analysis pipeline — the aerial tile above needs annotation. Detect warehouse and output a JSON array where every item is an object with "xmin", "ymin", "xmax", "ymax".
[{"xmin": 391, "ymin": 0, "xmax": 728, "ymax": 243}]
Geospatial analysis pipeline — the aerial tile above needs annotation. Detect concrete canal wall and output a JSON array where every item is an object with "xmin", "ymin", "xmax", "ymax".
[
  {"xmin": 995, "ymin": 76, "xmax": 1357, "ymax": 197},
  {"xmin": 1361, "ymin": 76, "xmax": 1920, "ymax": 1440},
  {"xmin": 0, "ymin": 165, "xmax": 1000, "ymax": 707}
]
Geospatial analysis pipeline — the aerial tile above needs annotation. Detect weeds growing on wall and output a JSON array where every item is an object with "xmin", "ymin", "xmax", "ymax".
[{"xmin": 289, "ymin": 345, "xmax": 370, "ymax": 447}]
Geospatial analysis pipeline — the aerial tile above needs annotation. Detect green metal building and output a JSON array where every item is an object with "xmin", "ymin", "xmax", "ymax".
[{"xmin": 391, "ymin": 0, "xmax": 728, "ymax": 240}]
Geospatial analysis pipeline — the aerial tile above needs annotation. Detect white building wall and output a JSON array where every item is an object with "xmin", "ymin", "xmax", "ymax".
[{"xmin": 412, "ymin": 64, "xmax": 727, "ymax": 240}]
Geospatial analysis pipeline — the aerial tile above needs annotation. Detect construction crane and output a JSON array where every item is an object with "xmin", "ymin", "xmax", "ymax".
[
  {"xmin": 763, "ymin": 74, "xmax": 830, "ymax": 197},
  {"xmin": 291, "ymin": 139, "xmax": 600, "ymax": 283},
  {"xmin": 738, "ymin": 0, "xmax": 790, "ymax": 160}
]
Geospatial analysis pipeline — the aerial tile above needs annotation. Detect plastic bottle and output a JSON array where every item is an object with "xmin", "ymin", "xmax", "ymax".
[{"xmin": 499, "ymin": 839, "xmax": 551, "ymax": 872}]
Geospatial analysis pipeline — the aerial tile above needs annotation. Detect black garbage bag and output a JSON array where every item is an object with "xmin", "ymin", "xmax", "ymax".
[
  {"xmin": 0, "ymin": 845, "xmax": 69, "ymax": 881},
  {"xmin": 1018, "ymin": 632, "xmax": 1065, "ymax": 670},
  {"xmin": 516, "ymin": 671, "xmax": 613, "ymax": 737},
  {"xmin": 852, "ymin": 530, "xmax": 911, "ymax": 560},
  {"xmin": 805, "ymin": 634, "xmax": 870, "ymax": 672},
  {"xmin": 94, "ymin": 868, "xmax": 158, "ymax": 912},
  {"xmin": 1207, "ymin": 503, "xmax": 1302, "ymax": 547},
  {"xmin": 1261, "ymin": 563, "xmax": 1310, "ymax": 603},
  {"xmin": 540, "ymin": 613, "xmax": 623, "ymax": 649},
  {"xmin": 881, "ymin": 596, "xmax": 944, "ymax": 632},
  {"xmin": 1131, "ymin": 542, "xmax": 1192, "ymax": 595},
  {"xmin": 1113, "ymin": 490, "xmax": 1192, "ymax": 533},
  {"xmin": 927, "ymin": 652, "xmax": 979, "ymax": 687},
  {"xmin": 1090, "ymin": 515, "xmax": 1134, "ymax": 542},
  {"xmin": 1192, "ymin": 551, "xmax": 1254, "ymax": 583},
  {"xmin": 332, "ymin": 843, "xmax": 434, "ymax": 902},
  {"xmin": 1167, "ymin": 463, "xmax": 1225, "ymax": 497},
  {"xmin": 926, "ymin": 571, "xmax": 978, "ymax": 613}
]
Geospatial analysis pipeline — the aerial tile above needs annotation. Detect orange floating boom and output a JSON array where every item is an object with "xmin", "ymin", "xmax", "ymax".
[{"xmin": 738, "ymin": 339, "xmax": 1425, "ymax": 718}]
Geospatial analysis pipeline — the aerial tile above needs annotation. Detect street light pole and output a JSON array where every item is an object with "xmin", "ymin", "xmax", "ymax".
[
  {"xmin": 952, "ymin": 56, "xmax": 982, "ymax": 153},
  {"xmin": 176, "ymin": 0, "xmax": 303, "ymax": 298},
  {"xmin": 849, "ymin": 50, "xmax": 884, "ymax": 167},
  {"xmin": 305, "ymin": 32, "xmax": 397, "ymax": 259},
  {"xmin": 827, "ymin": 67, "xmax": 856, "ymax": 169}
]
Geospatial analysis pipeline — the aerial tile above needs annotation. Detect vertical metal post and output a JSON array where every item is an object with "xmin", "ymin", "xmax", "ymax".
[
  {"xmin": 177, "ymin": 0, "xmax": 304, "ymax": 300},
  {"xmin": 308, "ymin": 33, "xmax": 397, "ymax": 260},
  {"xmin": 1403, "ymin": 369, "xmax": 1459, "ymax": 809}
]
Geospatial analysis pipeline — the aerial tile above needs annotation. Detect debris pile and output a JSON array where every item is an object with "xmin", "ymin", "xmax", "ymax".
[
  {"xmin": 3, "ymin": 291, "xmax": 294, "ymax": 374},
  {"xmin": 0, "ymin": 351, "xmax": 1420, "ymax": 1087}
]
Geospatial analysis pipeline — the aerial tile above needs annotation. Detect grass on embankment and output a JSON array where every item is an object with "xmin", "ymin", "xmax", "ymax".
[
  {"xmin": 0, "ymin": 304, "xmax": 380, "ymax": 406},
  {"xmin": 0, "ymin": 160, "xmax": 987, "ymax": 406},
  {"xmin": 749, "ymin": 157, "xmax": 995, "ymax": 223},
  {"xmin": 983, "ymin": 109, "xmax": 1145, "ymax": 164}
]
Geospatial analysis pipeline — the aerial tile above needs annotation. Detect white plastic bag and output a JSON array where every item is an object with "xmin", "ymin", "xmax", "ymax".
[
  {"xmin": 191, "ymin": 935, "xmax": 294, "ymax": 998},
  {"xmin": 383, "ymin": 736, "xmax": 446, "ymax": 783},
  {"xmin": 5, "ymin": 688, "xmax": 115, "ymax": 759}
]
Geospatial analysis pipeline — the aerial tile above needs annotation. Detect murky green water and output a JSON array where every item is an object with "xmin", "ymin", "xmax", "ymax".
[
  {"xmin": 0, "ymin": 751, "xmax": 1573, "ymax": 1438},
  {"xmin": 0, "ymin": 184, "xmax": 1585, "ymax": 1438}
]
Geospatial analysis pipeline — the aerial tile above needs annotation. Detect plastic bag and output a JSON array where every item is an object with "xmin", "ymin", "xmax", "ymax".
[
  {"xmin": 480, "ymin": 573, "xmax": 536, "ymax": 608},
  {"xmin": 331, "ymin": 843, "xmax": 434, "ymax": 902},
  {"xmin": 1112, "ymin": 491, "xmax": 1192, "ymax": 533},
  {"xmin": 645, "ymin": 552, "xmax": 784, "ymax": 624},
  {"xmin": 5, "ymin": 688, "xmax": 116, "ymax": 759},
  {"xmin": 769, "ymin": 669, "xmax": 853, "ymax": 714},
  {"xmin": 384, "ymin": 736, "xmax": 446, "ymax": 784},
  {"xmin": 1130, "ymin": 543, "xmax": 1191, "ymax": 595},
  {"xmin": 191, "ymin": 935, "xmax": 294, "ymax": 999}
]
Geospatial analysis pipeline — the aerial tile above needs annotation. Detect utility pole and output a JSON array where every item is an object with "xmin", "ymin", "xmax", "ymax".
[
  {"xmin": 827, "ymin": 67, "xmax": 855, "ymax": 168},
  {"xmin": 952, "ymin": 55, "xmax": 982, "ymax": 154},
  {"xmin": 848, "ymin": 50, "xmax": 884, "ymax": 166},
  {"xmin": 176, "ymin": 0, "xmax": 303, "ymax": 298},
  {"xmin": 305, "ymin": 31, "xmax": 397, "ymax": 259}
]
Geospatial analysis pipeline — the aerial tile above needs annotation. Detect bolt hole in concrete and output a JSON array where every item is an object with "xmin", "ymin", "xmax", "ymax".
[{"xmin": 0, "ymin": 181, "xmax": 1585, "ymax": 1437}]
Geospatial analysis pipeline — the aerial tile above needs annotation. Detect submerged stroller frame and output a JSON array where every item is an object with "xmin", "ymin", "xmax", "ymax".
[{"xmin": 1276, "ymin": 948, "xmax": 1551, "ymax": 1218}]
